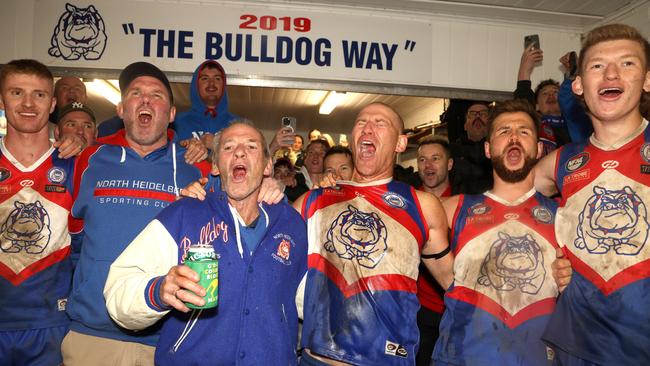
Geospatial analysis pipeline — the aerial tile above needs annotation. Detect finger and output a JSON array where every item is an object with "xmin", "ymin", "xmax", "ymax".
[
  {"xmin": 175, "ymin": 288, "xmax": 207, "ymax": 308},
  {"xmin": 555, "ymin": 247, "xmax": 565, "ymax": 259}
]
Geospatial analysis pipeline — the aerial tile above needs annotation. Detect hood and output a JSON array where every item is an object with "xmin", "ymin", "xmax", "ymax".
[{"xmin": 189, "ymin": 60, "xmax": 231, "ymax": 118}]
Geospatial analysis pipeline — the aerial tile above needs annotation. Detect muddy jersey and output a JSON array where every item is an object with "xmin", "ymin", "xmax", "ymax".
[
  {"xmin": 542, "ymin": 121, "xmax": 650, "ymax": 365},
  {"xmin": 300, "ymin": 178, "xmax": 428, "ymax": 366},
  {"xmin": 433, "ymin": 190, "xmax": 559, "ymax": 366},
  {"xmin": 0, "ymin": 141, "xmax": 75, "ymax": 330}
]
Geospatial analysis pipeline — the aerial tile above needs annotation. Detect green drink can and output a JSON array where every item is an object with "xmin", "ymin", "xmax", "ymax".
[{"xmin": 184, "ymin": 245, "xmax": 219, "ymax": 309}]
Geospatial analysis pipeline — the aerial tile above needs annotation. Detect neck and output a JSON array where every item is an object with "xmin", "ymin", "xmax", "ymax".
[
  {"xmin": 489, "ymin": 172, "xmax": 535, "ymax": 202},
  {"xmin": 422, "ymin": 180, "xmax": 450, "ymax": 198},
  {"xmin": 126, "ymin": 137, "xmax": 168, "ymax": 158},
  {"xmin": 592, "ymin": 113, "xmax": 644, "ymax": 146},
  {"xmin": 3, "ymin": 129, "xmax": 52, "ymax": 167},
  {"xmin": 229, "ymin": 194, "xmax": 261, "ymax": 226},
  {"xmin": 308, "ymin": 171, "xmax": 323, "ymax": 185},
  {"xmin": 351, "ymin": 171, "xmax": 392, "ymax": 183}
]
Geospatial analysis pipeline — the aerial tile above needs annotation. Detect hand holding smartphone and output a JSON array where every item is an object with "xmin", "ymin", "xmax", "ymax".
[{"xmin": 524, "ymin": 34, "xmax": 540, "ymax": 50}]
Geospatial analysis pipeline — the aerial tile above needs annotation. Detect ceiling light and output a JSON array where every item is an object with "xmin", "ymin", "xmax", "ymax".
[
  {"xmin": 319, "ymin": 91, "xmax": 346, "ymax": 115},
  {"xmin": 86, "ymin": 79, "xmax": 121, "ymax": 105}
]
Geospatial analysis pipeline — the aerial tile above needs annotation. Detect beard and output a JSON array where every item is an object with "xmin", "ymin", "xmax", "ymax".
[{"xmin": 491, "ymin": 145, "xmax": 538, "ymax": 183}]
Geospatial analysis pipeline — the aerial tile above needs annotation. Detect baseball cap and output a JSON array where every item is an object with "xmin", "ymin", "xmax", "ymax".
[
  {"xmin": 58, "ymin": 102, "xmax": 96, "ymax": 124},
  {"xmin": 118, "ymin": 61, "xmax": 173, "ymax": 103}
]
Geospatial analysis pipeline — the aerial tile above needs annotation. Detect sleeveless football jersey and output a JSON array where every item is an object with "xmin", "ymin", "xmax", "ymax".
[
  {"xmin": 542, "ymin": 121, "xmax": 650, "ymax": 365},
  {"xmin": 0, "ymin": 140, "xmax": 75, "ymax": 330},
  {"xmin": 300, "ymin": 178, "xmax": 428, "ymax": 365},
  {"xmin": 433, "ymin": 190, "xmax": 559, "ymax": 366}
]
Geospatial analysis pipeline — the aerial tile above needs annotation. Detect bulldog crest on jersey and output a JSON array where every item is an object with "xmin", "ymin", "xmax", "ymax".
[
  {"xmin": 575, "ymin": 185, "xmax": 648, "ymax": 255},
  {"xmin": 1, "ymin": 201, "xmax": 52, "ymax": 254},
  {"xmin": 478, "ymin": 232, "xmax": 545, "ymax": 295},
  {"xmin": 324, "ymin": 205, "xmax": 387, "ymax": 269}
]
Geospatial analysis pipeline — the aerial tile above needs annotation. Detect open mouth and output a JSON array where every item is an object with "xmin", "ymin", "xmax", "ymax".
[
  {"xmin": 505, "ymin": 146, "xmax": 523, "ymax": 164},
  {"xmin": 599, "ymin": 87, "xmax": 623, "ymax": 99},
  {"xmin": 359, "ymin": 140, "xmax": 376, "ymax": 159},
  {"xmin": 138, "ymin": 110, "xmax": 152, "ymax": 124},
  {"xmin": 18, "ymin": 112, "xmax": 37, "ymax": 118},
  {"xmin": 232, "ymin": 164, "xmax": 247, "ymax": 181}
]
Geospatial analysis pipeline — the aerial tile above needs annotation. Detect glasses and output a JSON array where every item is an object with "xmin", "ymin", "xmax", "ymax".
[{"xmin": 467, "ymin": 110, "xmax": 489, "ymax": 118}]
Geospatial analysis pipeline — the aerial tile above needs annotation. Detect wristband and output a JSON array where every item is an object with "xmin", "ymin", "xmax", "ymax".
[{"xmin": 422, "ymin": 246, "xmax": 451, "ymax": 260}]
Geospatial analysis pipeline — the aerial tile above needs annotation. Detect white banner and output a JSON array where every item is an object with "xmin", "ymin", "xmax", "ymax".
[{"xmin": 31, "ymin": 0, "xmax": 433, "ymax": 84}]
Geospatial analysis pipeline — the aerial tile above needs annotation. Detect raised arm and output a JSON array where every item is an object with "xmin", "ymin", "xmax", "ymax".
[{"xmin": 417, "ymin": 191, "xmax": 454, "ymax": 290}]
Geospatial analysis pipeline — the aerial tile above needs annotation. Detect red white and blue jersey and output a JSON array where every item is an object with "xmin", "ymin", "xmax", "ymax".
[
  {"xmin": 433, "ymin": 190, "xmax": 559, "ymax": 366},
  {"xmin": 300, "ymin": 178, "xmax": 428, "ymax": 365},
  {"xmin": 543, "ymin": 121, "xmax": 650, "ymax": 365},
  {"xmin": 0, "ymin": 139, "xmax": 75, "ymax": 330}
]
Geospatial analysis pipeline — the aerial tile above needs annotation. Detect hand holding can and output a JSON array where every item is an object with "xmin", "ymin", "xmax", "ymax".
[{"xmin": 184, "ymin": 245, "xmax": 220, "ymax": 309}]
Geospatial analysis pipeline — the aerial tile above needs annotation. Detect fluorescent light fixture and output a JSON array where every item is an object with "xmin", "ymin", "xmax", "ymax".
[
  {"xmin": 319, "ymin": 91, "xmax": 346, "ymax": 115},
  {"xmin": 87, "ymin": 79, "xmax": 121, "ymax": 105}
]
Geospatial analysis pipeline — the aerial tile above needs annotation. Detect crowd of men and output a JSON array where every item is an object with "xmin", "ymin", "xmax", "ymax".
[{"xmin": 0, "ymin": 22, "xmax": 648, "ymax": 366}]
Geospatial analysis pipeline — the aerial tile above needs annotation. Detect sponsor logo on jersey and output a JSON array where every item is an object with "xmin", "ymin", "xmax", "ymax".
[
  {"xmin": 601, "ymin": 160, "xmax": 619, "ymax": 169},
  {"xmin": 469, "ymin": 203, "xmax": 491, "ymax": 216},
  {"xmin": 504, "ymin": 213, "xmax": 520, "ymax": 220},
  {"xmin": 47, "ymin": 167, "xmax": 66, "ymax": 184},
  {"xmin": 19, "ymin": 180, "xmax": 34, "ymax": 187},
  {"xmin": 0, "ymin": 167, "xmax": 10, "ymax": 182},
  {"xmin": 385, "ymin": 340, "xmax": 408, "ymax": 358},
  {"xmin": 563, "ymin": 169, "xmax": 590, "ymax": 186},
  {"xmin": 566, "ymin": 152, "xmax": 589, "ymax": 172},
  {"xmin": 532, "ymin": 206, "xmax": 554, "ymax": 224},
  {"xmin": 0, "ymin": 185, "xmax": 9, "ymax": 194},
  {"xmin": 641, "ymin": 143, "xmax": 650, "ymax": 162},
  {"xmin": 642, "ymin": 165, "xmax": 650, "ymax": 174},
  {"xmin": 382, "ymin": 192, "xmax": 406, "ymax": 209},
  {"xmin": 57, "ymin": 298, "xmax": 68, "ymax": 311},
  {"xmin": 45, "ymin": 184, "xmax": 66, "ymax": 193}
]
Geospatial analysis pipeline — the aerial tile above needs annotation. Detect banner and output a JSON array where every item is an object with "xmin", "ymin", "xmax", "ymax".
[{"xmin": 33, "ymin": 0, "xmax": 433, "ymax": 84}]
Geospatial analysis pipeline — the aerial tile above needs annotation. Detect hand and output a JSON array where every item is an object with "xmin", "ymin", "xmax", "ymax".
[
  {"xmin": 559, "ymin": 52, "xmax": 571, "ymax": 71},
  {"xmin": 179, "ymin": 138, "xmax": 209, "ymax": 164},
  {"xmin": 54, "ymin": 134, "xmax": 87, "ymax": 159},
  {"xmin": 177, "ymin": 177, "xmax": 209, "ymax": 201},
  {"xmin": 313, "ymin": 172, "xmax": 337, "ymax": 189},
  {"xmin": 199, "ymin": 133, "xmax": 215, "ymax": 151},
  {"xmin": 258, "ymin": 177, "xmax": 285, "ymax": 204},
  {"xmin": 269, "ymin": 127, "xmax": 295, "ymax": 154},
  {"xmin": 160, "ymin": 265, "xmax": 206, "ymax": 312},
  {"xmin": 517, "ymin": 44, "xmax": 543, "ymax": 81},
  {"xmin": 552, "ymin": 247, "xmax": 573, "ymax": 293}
]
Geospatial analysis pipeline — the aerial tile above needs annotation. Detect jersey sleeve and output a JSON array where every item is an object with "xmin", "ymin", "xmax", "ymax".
[{"xmin": 104, "ymin": 219, "xmax": 179, "ymax": 330}]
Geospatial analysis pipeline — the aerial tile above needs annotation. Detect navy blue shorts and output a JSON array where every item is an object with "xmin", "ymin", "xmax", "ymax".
[{"xmin": 0, "ymin": 325, "xmax": 68, "ymax": 366}]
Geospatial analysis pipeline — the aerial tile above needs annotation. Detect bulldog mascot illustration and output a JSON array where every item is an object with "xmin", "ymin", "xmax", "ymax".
[
  {"xmin": 1, "ymin": 201, "xmax": 52, "ymax": 254},
  {"xmin": 324, "ymin": 205, "xmax": 388, "ymax": 269},
  {"xmin": 575, "ymin": 185, "xmax": 649, "ymax": 256},
  {"xmin": 478, "ymin": 232, "xmax": 546, "ymax": 295},
  {"xmin": 48, "ymin": 3, "xmax": 107, "ymax": 60}
]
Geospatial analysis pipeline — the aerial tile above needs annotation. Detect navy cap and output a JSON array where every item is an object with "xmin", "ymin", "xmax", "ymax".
[
  {"xmin": 118, "ymin": 61, "xmax": 173, "ymax": 103},
  {"xmin": 58, "ymin": 102, "xmax": 96, "ymax": 124}
]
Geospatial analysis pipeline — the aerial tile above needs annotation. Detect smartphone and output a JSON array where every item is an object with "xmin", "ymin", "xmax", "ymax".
[
  {"xmin": 524, "ymin": 34, "xmax": 540, "ymax": 50},
  {"xmin": 281, "ymin": 116, "xmax": 296, "ymax": 132}
]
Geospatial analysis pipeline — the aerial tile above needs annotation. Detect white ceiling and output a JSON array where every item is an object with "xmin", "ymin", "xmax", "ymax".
[{"xmin": 84, "ymin": 0, "xmax": 644, "ymax": 137}]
